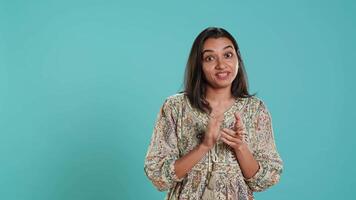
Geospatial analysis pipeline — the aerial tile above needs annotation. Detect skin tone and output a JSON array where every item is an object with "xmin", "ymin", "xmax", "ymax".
[{"xmin": 174, "ymin": 37, "xmax": 259, "ymax": 180}]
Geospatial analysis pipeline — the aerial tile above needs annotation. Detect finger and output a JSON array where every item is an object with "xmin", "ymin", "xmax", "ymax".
[
  {"xmin": 220, "ymin": 137, "xmax": 242, "ymax": 148},
  {"xmin": 222, "ymin": 128, "xmax": 237, "ymax": 136},
  {"xmin": 234, "ymin": 113, "xmax": 243, "ymax": 129},
  {"xmin": 236, "ymin": 126, "xmax": 246, "ymax": 136},
  {"xmin": 222, "ymin": 132, "xmax": 243, "ymax": 143},
  {"xmin": 220, "ymin": 131, "xmax": 234, "ymax": 141},
  {"xmin": 234, "ymin": 112, "xmax": 241, "ymax": 122},
  {"xmin": 220, "ymin": 131, "xmax": 242, "ymax": 143},
  {"xmin": 234, "ymin": 113, "xmax": 247, "ymax": 131},
  {"xmin": 220, "ymin": 137, "xmax": 235, "ymax": 147},
  {"xmin": 221, "ymin": 129, "xmax": 243, "ymax": 144}
]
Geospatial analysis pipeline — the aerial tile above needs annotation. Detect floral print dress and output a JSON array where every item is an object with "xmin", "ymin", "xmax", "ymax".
[{"xmin": 144, "ymin": 93, "xmax": 283, "ymax": 200}]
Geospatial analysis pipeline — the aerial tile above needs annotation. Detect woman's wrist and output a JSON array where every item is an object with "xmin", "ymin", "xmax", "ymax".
[
  {"xmin": 234, "ymin": 143, "xmax": 250, "ymax": 156},
  {"xmin": 199, "ymin": 143, "xmax": 213, "ymax": 152}
]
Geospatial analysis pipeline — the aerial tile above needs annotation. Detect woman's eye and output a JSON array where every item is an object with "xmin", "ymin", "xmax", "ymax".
[
  {"xmin": 204, "ymin": 56, "xmax": 214, "ymax": 62},
  {"xmin": 224, "ymin": 52, "xmax": 233, "ymax": 58}
]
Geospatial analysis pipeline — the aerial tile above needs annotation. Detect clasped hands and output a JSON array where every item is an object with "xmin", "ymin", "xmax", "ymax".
[{"xmin": 202, "ymin": 112, "xmax": 248, "ymax": 154}]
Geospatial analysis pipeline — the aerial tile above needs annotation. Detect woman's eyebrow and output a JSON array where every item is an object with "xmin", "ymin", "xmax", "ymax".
[
  {"xmin": 223, "ymin": 45, "xmax": 234, "ymax": 50},
  {"xmin": 202, "ymin": 45, "xmax": 234, "ymax": 54},
  {"xmin": 202, "ymin": 49, "xmax": 214, "ymax": 54}
]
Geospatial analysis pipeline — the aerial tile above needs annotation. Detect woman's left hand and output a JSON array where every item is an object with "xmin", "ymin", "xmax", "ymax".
[{"xmin": 220, "ymin": 112, "xmax": 249, "ymax": 153}]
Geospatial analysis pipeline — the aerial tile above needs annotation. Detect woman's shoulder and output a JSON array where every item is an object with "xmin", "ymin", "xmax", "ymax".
[
  {"xmin": 165, "ymin": 92, "xmax": 186, "ymax": 102},
  {"xmin": 241, "ymin": 95, "xmax": 263, "ymax": 106},
  {"xmin": 161, "ymin": 92, "xmax": 187, "ymax": 110},
  {"xmin": 242, "ymin": 95, "xmax": 269, "ymax": 114}
]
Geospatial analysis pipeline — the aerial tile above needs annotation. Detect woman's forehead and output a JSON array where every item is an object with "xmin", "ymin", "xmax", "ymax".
[{"xmin": 203, "ymin": 37, "xmax": 234, "ymax": 52}]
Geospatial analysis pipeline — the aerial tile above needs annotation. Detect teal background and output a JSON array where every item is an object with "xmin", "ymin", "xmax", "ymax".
[{"xmin": 1, "ymin": 0, "xmax": 355, "ymax": 199}]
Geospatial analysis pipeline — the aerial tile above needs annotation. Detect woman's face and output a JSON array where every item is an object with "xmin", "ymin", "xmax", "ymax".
[{"xmin": 201, "ymin": 37, "xmax": 239, "ymax": 90}]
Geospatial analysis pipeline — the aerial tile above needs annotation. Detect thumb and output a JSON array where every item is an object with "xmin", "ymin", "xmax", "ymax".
[{"xmin": 234, "ymin": 112, "xmax": 241, "ymax": 129}]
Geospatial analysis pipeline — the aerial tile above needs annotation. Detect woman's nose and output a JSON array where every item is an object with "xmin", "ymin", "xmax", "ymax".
[{"xmin": 215, "ymin": 58, "xmax": 226, "ymax": 69}]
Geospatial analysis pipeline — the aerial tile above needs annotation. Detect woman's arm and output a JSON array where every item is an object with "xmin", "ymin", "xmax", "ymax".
[
  {"xmin": 144, "ymin": 97, "xmax": 224, "ymax": 190},
  {"xmin": 174, "ymin": 113, "xmax": 224, "ymax": 179},
  {"xmin": 174, "ymin": 144, "xmax": 210, "ymax": 179},
  {"xmin": 220, "ymin": 113, "xmax": 260, "ymax": 179},
  {"xmin": 220, "ymin": 102, "xmax": 283, "ymax": 192},
  {"xmin": 244, "ymin": 100, "xmax": 283, "ymax": 192},
  {"xmin": 234, "ymin": 144, "xmax": 260, "ymax": 179},
  {"xmin": 144, "ymin": 98, "xmax": 183, "ymax": 191}
]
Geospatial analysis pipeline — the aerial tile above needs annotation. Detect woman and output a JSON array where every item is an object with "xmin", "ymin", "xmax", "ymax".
[{"xmin": 144, "ymin": 27, "xmax": 283, "ymax": 200}]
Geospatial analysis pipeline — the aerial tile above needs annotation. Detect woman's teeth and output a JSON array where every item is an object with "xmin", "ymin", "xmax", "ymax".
[{"xmin": 216, "ymin": 72, "xmax": 229, "ymax": 78}]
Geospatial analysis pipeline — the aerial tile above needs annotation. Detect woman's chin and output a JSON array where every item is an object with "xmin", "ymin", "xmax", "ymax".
[{"xmin": 210, "ymin": 82, "xmax": 232, "ymax": 89}]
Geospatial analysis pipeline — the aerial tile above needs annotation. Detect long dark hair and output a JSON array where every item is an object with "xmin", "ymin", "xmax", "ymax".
[{"xmin": 183, "ymin": 27, "xmax": 255, "ymax": 114}]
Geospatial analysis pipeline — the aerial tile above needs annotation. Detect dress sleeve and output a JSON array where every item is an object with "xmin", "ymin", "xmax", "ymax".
[
  {"xmin": 144, "ymin": 98, "xmax": 184, "ymax": 191},
  {"xmin": 245, "ymin": 100, "xmax": 283, "ymax": 192}
]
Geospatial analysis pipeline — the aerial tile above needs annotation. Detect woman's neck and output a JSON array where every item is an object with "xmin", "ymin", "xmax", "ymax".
[{"xmin": 205, "ymin": 86, "xmax": 233, "ymax": 103}]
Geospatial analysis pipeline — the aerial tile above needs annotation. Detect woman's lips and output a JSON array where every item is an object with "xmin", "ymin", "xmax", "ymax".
[{"xmin": 215, "ymin": 72, "xmax": 230, "ymax": 79}]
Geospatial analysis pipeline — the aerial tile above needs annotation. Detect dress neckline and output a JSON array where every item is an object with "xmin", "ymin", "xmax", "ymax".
[{"xmin": 183, "ymin": 94, "xmax": 247, "ymax": 122}]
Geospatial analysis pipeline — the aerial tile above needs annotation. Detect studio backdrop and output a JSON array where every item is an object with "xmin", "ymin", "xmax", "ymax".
[{"xmin": 0, "ymin": 0, "xmax": 355, "ymax": 199}]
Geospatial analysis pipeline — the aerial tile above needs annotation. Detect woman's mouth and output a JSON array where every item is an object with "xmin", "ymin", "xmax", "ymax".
[{"xmin": 215, "ymin": 72, "xmax": 230, "ymax": 80}]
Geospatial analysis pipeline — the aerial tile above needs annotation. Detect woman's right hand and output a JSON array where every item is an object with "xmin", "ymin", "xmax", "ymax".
[
  {"xmin": 174, "ymin": 112, "xmax": 223, "ymax": 179},
  {"xmin": 201, "ymin": 113, "xmax": 224, "ymax": 149}
]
